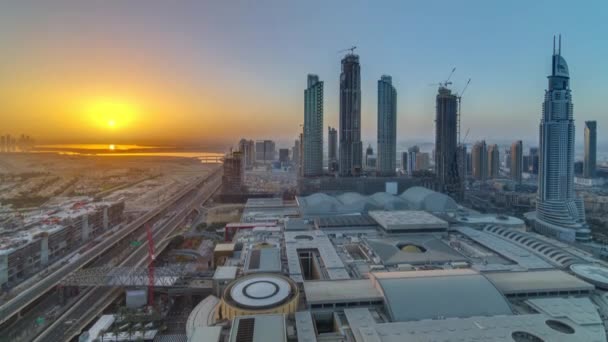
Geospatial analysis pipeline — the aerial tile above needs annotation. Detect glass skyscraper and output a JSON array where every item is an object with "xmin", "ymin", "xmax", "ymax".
[
  {"xmin": 377, "ymin": 75, "xmax": 397, "ymax": 176},
  {"xmin": 584, "ymin": 120, "xmax": 597, "ymax": 178},
  {"xmin": 535, "ymin": 36, "xmax": 589, "ymax": 242},
  {"xmin": 339, "ymin": 53, "xmax": 362, "ymax": 177},
  {"xmin": 303, "ymin": 74, "xmax": 324, "ymax": 177}
]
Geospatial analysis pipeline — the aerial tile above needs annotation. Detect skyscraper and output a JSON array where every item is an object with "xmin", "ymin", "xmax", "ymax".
[
  {"xmin": 471, "ymin": 140, "xmax": 487, "ymax": 181},
  {"xmin": 255, "ymin": 140, "xmax": 275, "ymax": 163},
  {"xmin": 377, "ymin": 75, "xmax": 397, "ymax": 176},
  {"xmin": 510, "ymin": 140, "xmax": 523, "ymax": 183},
  {"xmin": 435, "ymin": 86, "xmax": 461, "ymax": 198},
  {"xmin": 584, "ymin": 120, "xmax": 597, "ymax": 178},
  {"xmin": 457, "ymin": 144, "xmax": 468, "ymax": 183},
  {"xmin": 238, "ymin": 139, "xmax": 255, "ymax": 169},
  {"xmin": 535, "ymin": 36, "xmax": 589, "ymax": 242},
  {"xmin": 292, "ymin": 139, "xmax": 301, "ymax": 168},
  {"xmin": 401, "ymin": 152, "xmax": 408, "ymax": 172},
  {"xmin": 407, "ymin": 145, "xmax": 420, "ymax": 175},
  {"xmin": 222, "ymin": 151, "xmax": 244, "ymax": 194},
  {"xmin": 303, "ymin": 74, "xmax": 324, "ymax": 177},
  {"xmin": 328, "ymin": 127, "xmax": 338, "ymax": 172},
  {"xmin": 339, "ymin": 53, "xmax": 362, "ymax": 177},
  {"xmin": 487, "ymin": 144, "xmax": 500, "ymax": 179},
  {"xmin": 529, "ymin": 147, "xmax": 540, "ymax": 174}
]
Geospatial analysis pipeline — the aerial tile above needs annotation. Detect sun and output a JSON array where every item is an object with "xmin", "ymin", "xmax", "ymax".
[
  {"xmin": 109, "ymin": 144, "xmax": 116, "ymax": 150},
  {"xmin": 86, "ymin": 99, "xmax": 137, "ymax": 131}
]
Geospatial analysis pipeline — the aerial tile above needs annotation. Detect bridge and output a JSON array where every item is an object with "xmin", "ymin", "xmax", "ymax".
[
  {"xmin": 33, "ymin": 169, "xmax": 222, "ymax": 342},
  {"xmin": 60, "ymin": 266, "xmax": 214, "ymax": 287}
]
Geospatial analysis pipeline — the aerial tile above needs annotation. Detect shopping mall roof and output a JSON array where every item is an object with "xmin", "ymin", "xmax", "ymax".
[
  {"xmin": 366, "ymin": 236, "xmax": 466, "ymax": 265},
  {"xmin": 303, "ymin": 279, "xmax": 382, "ymax": 306},
  {"xmin": 229, "ymin": 314, "xmax": 286, "ymax": 342},
  {"xmin": 570, "ymin": 263, "xmax": 608, "ymax": 289},
  {"xmin": 369, "ymin": 210, "xmax": 448, "ymax": 233},
  {"xmin": 371, "ymin": 270, "xmax": 512, "ymax": 322},
  {"xmin": 399, "ymin": 186, "xmax": 458, "ymax": 212},
  {"xmin": 244, "ymin": 247, "xmax": 282, "ymax": 274},
  {"xmin": 295, "ymin": 311, "xmax": 317, "ymax": 342},
  {"xmin": 485, "ymin": 270, "xmax": 594, "ymax": 296}
]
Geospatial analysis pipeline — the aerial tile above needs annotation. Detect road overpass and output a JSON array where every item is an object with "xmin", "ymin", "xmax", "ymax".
[
  {"xmin": 33, "ymin": 171, "xmax": 222, "ymax": 342},
  {"xmin": 0, "ymin": 167, "xmax": 221, "ymax": 328}
]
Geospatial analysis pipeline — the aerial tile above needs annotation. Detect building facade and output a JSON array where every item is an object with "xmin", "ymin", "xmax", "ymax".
[
  {"xmin": 472, "ymin": 141, "xmax": 487, "ymax": 181},
  {"xmin": 328, "ymin": 127, "xmax": 338, "ymax": 172},
  {"xmin": 510, "ymin": 140, "xmax": 523, "ymax": 183},
  {"xmin": 435, "ymin": 86, "xmax": 461, "ymax": 198},
  {"xmin": 535, "ymin": 37, "xmax": 589, "ymax": 242},
  {"xmin": 238, "ymin": 139, "xmax": 255, "ymax": 169},
  {"xmin": 222, "ymin": 151, "xmax": 244, "ymax": 194},
  {"xmin": 488, "ymin": 144, "xmax": 500, "ymax": 179},
  {"xmin": 377, "ymin": 75, "xmax": 397, "ymax": 176},
  {"xmin": 584, "ymin": 120, "xmax": 597, "ymax": 178},
  {"xmin": 303, "ymin": 74, "xmax": 324, "ymax": 177},
  {"xmin": 407, "ymin": 145, "xmax": 420, "ymax": 175},
  {"xmin": 339, "ymin": 54, "xmax": 362, "ymax": 177},
  {"xmin": 255, "ymin": 140, "xmax": 275, "ymax": 163}
]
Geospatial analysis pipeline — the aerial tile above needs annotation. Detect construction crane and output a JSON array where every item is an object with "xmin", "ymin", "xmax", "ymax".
[
  {"xmin": 338, "ymin": 46, "xmax": 357, "ymax": 54},
  {"xmin": 145, "ymin": 223, "xmax": 155, "ymax": 308},
  {"xmin": 430, "ymin": 67, "xmax": 456, "ymax": 88},
  {"xmin": 457, "ymin": 78, "xmax": 472, "ymax": 145}
]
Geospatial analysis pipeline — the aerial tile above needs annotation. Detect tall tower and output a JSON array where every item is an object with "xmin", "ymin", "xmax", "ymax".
[
  {"xmin": 328, "ymin": 127, "xmax": 338, "ymax": 172},
  {"xmin": 303, "ymin": 74, "xmax": 324, "ymax": 176},
  {"xmin": 435, "ymin": 86, "xmax": 461, "ymax": 197},
  {"xmin": 487, "ymin": 144, "xmax": 500, "ymax": 179},
  {"xmin": 536, "ymin": 36, "xmax": 589, "ymax": 242},
  {"xmin": 510, "ymin": 140, "xmax": 523, "ymax": 183},
  {"xmin": 584, "ymin": 121, "xmax": 597, "ymax": 178},
  {"xmin": 471, "ymin": 140, "xmax": 487, "ymax": 181},
  {"xmin": 339, "ymin": 53, "xmax": 362, "ymax": 176},
  {"xmin": 377, "ymin": 75, "xmax": 397, "ymax": 176}
]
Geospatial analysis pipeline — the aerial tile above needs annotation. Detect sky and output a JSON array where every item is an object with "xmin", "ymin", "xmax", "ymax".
[{"xmin": 1, "ymin": 0, "xmax": 607, "ymax": 149}]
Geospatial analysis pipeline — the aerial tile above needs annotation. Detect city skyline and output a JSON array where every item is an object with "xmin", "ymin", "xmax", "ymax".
[{"xmin": 1, "ymin": 1, "xmax": 607, "ymax": 146}]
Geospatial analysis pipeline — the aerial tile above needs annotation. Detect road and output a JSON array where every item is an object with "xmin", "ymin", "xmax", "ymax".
[
  {"xmin": 33, "ymin": 172, "xmax": 222, "ymax": 342},
  {"xmin": 0, "ymin": 169, "xmax": 220, "ymax": 329}
]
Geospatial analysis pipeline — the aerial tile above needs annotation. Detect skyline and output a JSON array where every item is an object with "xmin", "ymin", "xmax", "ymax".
[{"xmin": 1, "ymin": 1, "xmax": 607, "ymax": 147}]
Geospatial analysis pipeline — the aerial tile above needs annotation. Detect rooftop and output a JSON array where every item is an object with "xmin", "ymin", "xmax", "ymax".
[
  {"xmin": 229, "ymin": 314, "xmax": 286, "ymax": 342},
  {"xmin": 368, "ymin": 210, "xmax": 448, "ymax": 232},
  {"xmin": 485, "ymin": 270, "xmax": 594, "ymax": 296},
  {"xmin": 303, "ymin": 279, "xmax": 382, "ymax": 306}
]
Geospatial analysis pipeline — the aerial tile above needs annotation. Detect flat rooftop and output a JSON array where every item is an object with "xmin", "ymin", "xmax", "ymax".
[
  {"xmin": 366, "ymin": 235, "xmax": 466, "ymax": 265},
  {"xmin": 303, "ymin": 279, "xmax": 382, "ymax": 306},
  {"xmin": 369, "ymin": 210, "xmax": 448, "ymax": 232}
]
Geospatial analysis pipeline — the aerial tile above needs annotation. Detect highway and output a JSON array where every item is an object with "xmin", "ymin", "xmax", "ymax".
[
  {"xmin": 0, "ymin": 167, "xmax": 220, "ymax": 328},
  {"xmin": 33, "ymin": 171, "xmax": 222, "ymax": 342}
]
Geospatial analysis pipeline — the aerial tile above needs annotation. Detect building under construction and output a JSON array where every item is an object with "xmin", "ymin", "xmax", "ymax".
[
  {"xmin": 221, "ymin": 151, "xmax": 244, "ymax": 195},
  {"xmin": 435, "ymin": 86, "xmax": 462, "ymax": 200}
]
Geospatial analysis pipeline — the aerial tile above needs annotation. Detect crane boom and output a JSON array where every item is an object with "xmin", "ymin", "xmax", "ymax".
[{"xmin": 338, "ymin": 46, "xmax": 357, "ymax": 54}]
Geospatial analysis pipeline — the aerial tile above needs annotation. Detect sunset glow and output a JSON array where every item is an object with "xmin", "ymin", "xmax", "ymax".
[{"xmin": 86, "ymin": 99, "xmax": 137, "ymax": 132}]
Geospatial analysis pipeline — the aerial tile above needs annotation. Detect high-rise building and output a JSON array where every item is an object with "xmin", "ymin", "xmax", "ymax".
[
  {"xmin": 339, "ymin": 53, "xmax": 362, "ymax": 176},
  {"xmin": 222, "ymin": 151, "xmax": 244, "ymax": 194},
  {"xmin": 377, "ymin": 75, "xmax": 397, "ymax": 176},
  {"xmin": 584, "ymin": 120, "xmax": 597, "ymax": 178},
  {"xmin": 238, "ymin": 139, "xmax": 255, "ymax": 169},
  {"xmin": 279, "ymin": 149, "xmax": 290, "ymax": 164},
  {"xmin": 416, "ymin": 152, "xmax": 430, "ymax": 171},
  {"xmin": 510, "ymin": 140, "xmax": 523, "ymax": 183},
  {"xmin": 0, "ymin": 135, "xmax": 5, "ymax": 153},
  {"xmin": 471, "ymin": 141, "xmax": 487, "ymax": 180},
  {"xmin": 303, "ymin": 74, "xmax": 324, "ymax": 177},
  {"xmin": 407, "ymin": 145, "xmax": 420, "ymax": 175},
  {"xmin": 457, "ymin": 144, "xmax": 468, "ymax": 182},
  {"xmin": 487, "ymin": 144, "xmax": 500, "ymax": 179},
  {"xmin": 328, "ymin": 127, "xmax": 338, "ymax": 172},
  {"xmin": 435, "ymin": 86, "xmax": 461, "ymax": 198},
  {"xmin": 292, "ymin": 139, "xmax": 301, "ymax": 168},
  {"xmin": 529, "ymin": 147, "xmax": 540, "ymax": 174},
  {"xmin": 504, "ymin": 148, "xmax": 512, "ymax": 169},
  {"xmin": 365, "ymin": 144, "xmax": 374, "ymax": 170},
  {"xmin": 535, "ymin": 36, "xmax": 589, "ymax": 242},
  {"xmin": 401, "ymin": 152, "xmax": 408, "ymax": 172},
  {"xmin": 255, "ymin": 140, "xmax": 275, "ymax": 163}
]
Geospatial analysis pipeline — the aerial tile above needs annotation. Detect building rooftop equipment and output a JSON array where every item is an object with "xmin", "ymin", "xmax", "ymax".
[
  {"xmin": 303, "ymin": 279, "xmax": 383, "ymax": 309},
  {"xmin": 368, "ymin": 210, "xmax": 448, "ymax": 233},
  {"xmin": 570, "ymin": 263, "xmax": 608, "ymax": 290},
  {"xmin": 284, "ymin": 218, "xmax": 314, "ymax": 231},
  {"xmin": 454, "ymin": 213, "xmax": 525, "ymax": 229},
  {"xmin": 316, "ymin": 214, "xmax": 378, "ymax": 229},
  {"xmin": 228, "ymin": 314, "xmax": 287, "ymax": 342},
  {"xmin": 214, "ymin": 243, "xmax": 236, "ymax": 253},
  {"xmin": 370, "ymin": 269, "xmax": 513, "ymax": 322},
  {"xmin": 485, "ymin": 270, "xmax": 594, "ymax": 297}
]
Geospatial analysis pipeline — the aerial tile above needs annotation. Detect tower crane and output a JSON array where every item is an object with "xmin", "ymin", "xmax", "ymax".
[
  {"xmin": 457, "ymin": 78, "xmax": 471, "ymax": 145},
  {"xmin": 338, "ymin": 46, "xmax": 357, "ymax": 54},
  {"xmin": 430, "ymin": 67, "xmax": 456, "ymax": 88}
]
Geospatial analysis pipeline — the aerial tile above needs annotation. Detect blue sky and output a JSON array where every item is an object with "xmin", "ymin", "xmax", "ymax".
[{"xmin": 1, "ymin": 0, "xmax": 607, "ymax": 147}]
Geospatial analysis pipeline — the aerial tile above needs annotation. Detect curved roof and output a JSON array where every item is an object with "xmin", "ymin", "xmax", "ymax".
[
  {"xmin": 368, "ymin": 192, "xmax": 410, "ymax": 210},
  {"xmin": 400, "ymin": 186, "xmax": 458, "ymax": 212},
  {"xmin": 336, "ymin": 192, "xmax": 367, "ymax": 206},
  {"xmin": 376, "ymin": 271, "xmax": 512, "ymax": 321}
]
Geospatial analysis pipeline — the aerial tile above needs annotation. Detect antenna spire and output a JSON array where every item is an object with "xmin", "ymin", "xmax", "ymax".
[
  {"xmin": 558, "ymin": 34, "xmax": 562, "ymax": 55},
  {"xmin": 553, "ymin": 35, "xmax": 556, "ymax": 55}
]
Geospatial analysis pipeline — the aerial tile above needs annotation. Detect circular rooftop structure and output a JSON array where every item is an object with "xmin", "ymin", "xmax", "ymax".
[
  {"xmin": 570, "ymin": 264, "xmax": 608, "ymax": 290},
  {"xmin": 218, "ymin": 273, "xmax": 299, "ymax": 320}
]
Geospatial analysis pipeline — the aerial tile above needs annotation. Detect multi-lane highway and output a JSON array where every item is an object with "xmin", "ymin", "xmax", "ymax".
[{"xmin": 33, "ymin": 171, "xmax": 222, "ymax": 341}]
